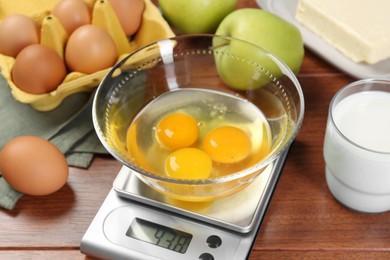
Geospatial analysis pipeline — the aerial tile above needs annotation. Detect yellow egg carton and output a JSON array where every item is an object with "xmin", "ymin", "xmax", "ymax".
[{"xmin": 0, "ymin": 0, "xmax": 175, "ymax": 111}]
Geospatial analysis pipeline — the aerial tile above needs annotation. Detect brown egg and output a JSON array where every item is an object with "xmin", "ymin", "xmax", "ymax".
[
  {"xmin": 0, "ymin": 14, "xmax": 40, "ymax": 57},
  {"xmin": 52, "ymin": 0, "xmax": 92, "ymax": 35},
  {"xmin": 107, "ymin": 0, "xmax": 144, "ymax": 36},
  {"xmin": 65, "ymin": 24, "xmax": 118, "ymax": 74},
  {"xmin": 0, "ymin": 136, "xmax": 69, "ymax": 196},
  {"xmin": 12, "ymin": 44, "xmax": 67, "ymax": 94}
]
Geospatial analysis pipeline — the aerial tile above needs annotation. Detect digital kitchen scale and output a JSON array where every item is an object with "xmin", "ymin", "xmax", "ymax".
[{"xmin": 80, "ymin": 150, "xmax": 288, "ymax": 260}]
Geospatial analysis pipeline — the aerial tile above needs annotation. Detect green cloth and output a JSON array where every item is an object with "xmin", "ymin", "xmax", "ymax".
[
  {"xmin": 0, "ymin": 74, "xmax": 110, "ymax": 210},
  {"xmin": 0, "ymin": 75, "xmax": 108, "ymax": 166},
  {"xmin": 0, "ymin": 177, "xmax": 23, "ymax": 210}
]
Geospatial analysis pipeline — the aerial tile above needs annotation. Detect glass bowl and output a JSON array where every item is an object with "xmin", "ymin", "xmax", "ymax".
[{"xmin": 93, "ymin": 34, "xmax": 304, "ymax": 202}]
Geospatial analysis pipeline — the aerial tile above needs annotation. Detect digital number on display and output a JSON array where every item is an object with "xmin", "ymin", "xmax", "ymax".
[{"xmin": 126, "ymin": 218, "xmax": 193, "ymax": 254}]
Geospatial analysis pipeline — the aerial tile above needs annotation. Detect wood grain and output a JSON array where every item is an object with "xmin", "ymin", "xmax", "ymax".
[{"xmin": 1, "ymin": 1, "xmax": 390, "ymax": 259}]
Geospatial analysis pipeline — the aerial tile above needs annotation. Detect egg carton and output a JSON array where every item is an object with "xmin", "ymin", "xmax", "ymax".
[{"xmin": 0, "ymin": 0, "xmax": 175, "ymax": 111}]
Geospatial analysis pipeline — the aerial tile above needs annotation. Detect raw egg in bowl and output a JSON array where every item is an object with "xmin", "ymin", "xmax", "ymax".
[{"xmin": 93, "ymin": 35, "xmax": 304, "ymax": 202}]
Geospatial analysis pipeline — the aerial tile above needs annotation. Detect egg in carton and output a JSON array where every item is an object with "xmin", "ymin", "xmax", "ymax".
[{"xmin": 0, "ymin": 0, "xmax": 175, "ymax": 111}]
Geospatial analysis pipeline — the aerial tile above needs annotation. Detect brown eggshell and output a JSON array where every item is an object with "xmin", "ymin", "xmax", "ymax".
[
  {"xmin": 107, "ymin": 0, "xmax": 144, "ymax": 36},
  {"xmin": 0, "ymin": 14, "xmax": 40, "ymax": 57},
  {"xmin": 0, "ymin": 136, "xmax": 69, "ymax": 196},
  {"xmin": 65, "ymin": 24, "xmax": 118, "ymax": 74},
  {"xmin": 12, "ymin": 44, "xmax": 67, "ymax": 94},
  {"xmin": 52, "ymin": 0, "xmax": 92, "ymax": 35}
]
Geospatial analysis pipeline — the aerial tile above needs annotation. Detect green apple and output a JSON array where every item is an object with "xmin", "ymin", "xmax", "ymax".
[
  {"xmin": 214, "ymin": 8, "xmax": 304, "ymax": 90},
  {"xmin": 158, "ymin": 0, "xmax": 237, "ymax": 34}
]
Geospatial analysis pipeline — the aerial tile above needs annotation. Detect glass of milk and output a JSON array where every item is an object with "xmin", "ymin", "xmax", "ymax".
[{"xmin": 324, "ymin": 79, "xmax": 390, "ymax": 213}]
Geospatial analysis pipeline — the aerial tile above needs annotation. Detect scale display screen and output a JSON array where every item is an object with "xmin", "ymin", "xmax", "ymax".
[{"xmin": 126, "ymin": 218, "xmax": 193, "ymax": 254}]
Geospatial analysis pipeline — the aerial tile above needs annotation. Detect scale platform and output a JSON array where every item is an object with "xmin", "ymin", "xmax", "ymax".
[{"xmin": 80, "ymin": 150, "xmax": 288, "ymax": 260}]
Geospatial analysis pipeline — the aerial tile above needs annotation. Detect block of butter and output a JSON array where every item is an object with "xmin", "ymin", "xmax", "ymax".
[{"xmin": 295, "ymin": 0, "xmax": 390, "ymax": 64}]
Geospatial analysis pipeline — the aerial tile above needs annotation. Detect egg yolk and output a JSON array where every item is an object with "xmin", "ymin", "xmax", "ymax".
[
  {"xmin": 156, "ymin": 112, "xmax": 199, "ymax": 150},
  {"xmin": 202, "ymin": 126, "xmax": 251, "ymax": 164},
  {"xmin": 165, "ymin": 148, "xmax": 212, "ymax": 179}
]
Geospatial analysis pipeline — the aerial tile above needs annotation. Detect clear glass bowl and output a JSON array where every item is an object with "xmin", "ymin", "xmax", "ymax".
[{"xmin": 93, "ymin": 35, "xmax": 304, "ymax": 201}]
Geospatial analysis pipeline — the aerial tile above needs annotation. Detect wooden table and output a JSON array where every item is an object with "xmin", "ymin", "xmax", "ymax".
[{"xmin": 1, "ymin": 1, "xmax": 390, "ymax": 259}]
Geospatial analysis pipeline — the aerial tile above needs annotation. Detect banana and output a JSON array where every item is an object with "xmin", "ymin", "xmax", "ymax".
[
  {"xmin": 92, "ymin": 0, "xmax": 131, "ymax": 56},
  {"xmin": 40, "ymin": 15, "xmax": 68, "ymax": 60}
]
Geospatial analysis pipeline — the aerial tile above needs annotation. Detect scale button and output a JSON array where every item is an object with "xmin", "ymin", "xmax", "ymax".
[
  {"xmin": 206, "ymin": 235, "xmax": 222, "ymax": 248},
  {"xmin": 199, "ymin": 252, "xmax": 214, "ymax": 260}
]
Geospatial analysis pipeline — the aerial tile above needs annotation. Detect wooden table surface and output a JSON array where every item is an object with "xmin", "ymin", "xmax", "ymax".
[{"xmin": 2, "ymin": 0, "xmax": 390, "ymax": 259}]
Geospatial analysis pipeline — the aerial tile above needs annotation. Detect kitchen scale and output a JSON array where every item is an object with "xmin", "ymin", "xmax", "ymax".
[{"xmin": 80, "ymin": 149, "xmax": 288, "ymax": 260}]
